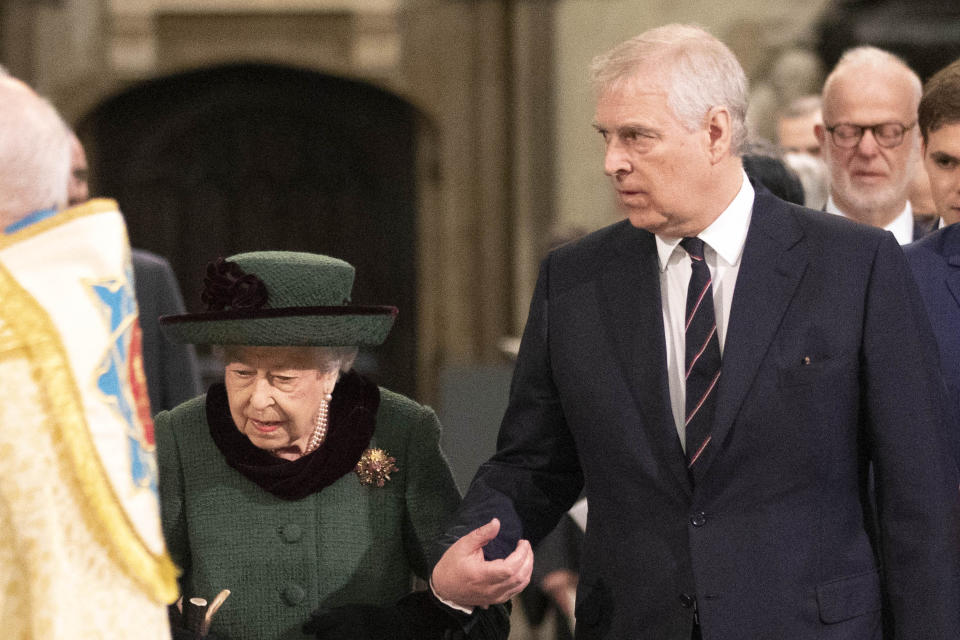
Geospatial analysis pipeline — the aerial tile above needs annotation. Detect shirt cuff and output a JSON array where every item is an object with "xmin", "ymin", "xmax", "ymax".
[{"xmin": 429, "ymin": 576, "xmax": 474, "ymax": 615}]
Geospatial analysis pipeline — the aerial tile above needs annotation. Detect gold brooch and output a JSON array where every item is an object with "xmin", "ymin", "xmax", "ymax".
[{"xmin": 355, "ymin": 448, "xmax": 398, "ymax": 487}]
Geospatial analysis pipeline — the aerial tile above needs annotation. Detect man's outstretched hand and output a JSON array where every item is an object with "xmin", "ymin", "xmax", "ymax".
[{"xmin": 431, "ymin": 518, "xmax": 534, "ymax": 607}]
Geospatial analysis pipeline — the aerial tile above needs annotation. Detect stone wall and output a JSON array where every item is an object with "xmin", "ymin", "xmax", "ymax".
[{"xmin": 2, "ymin": 0, "xmax": 831, "ymax": 402}]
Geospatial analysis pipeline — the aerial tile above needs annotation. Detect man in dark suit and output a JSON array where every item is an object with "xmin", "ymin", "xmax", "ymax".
[
  {"xmin": 906, "ymin": 57, "xmax": 960, "ymax": 441},
  {"xmin": 815, "ymin": 46, "xmax": 934, "ymax": 244},
  {"xmin": 430, "ymin": 24, "xmax": 960, "ymax": 639},
  {"xmin": 69, "ymin": 134, "xmax": 202, "ymax": 412},
  {"xmin": 130, "ymin": 248, "xmax": 203, "ymax": 411}
]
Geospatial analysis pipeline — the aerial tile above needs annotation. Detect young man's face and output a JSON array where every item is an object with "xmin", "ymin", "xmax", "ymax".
[{"xmin": 922, "ymin": 122, "xmax": 960, "ymax": 225}]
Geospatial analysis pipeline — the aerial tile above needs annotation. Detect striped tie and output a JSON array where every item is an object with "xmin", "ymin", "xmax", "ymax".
[{"xmin": 680, "ymin": 237, "xmax": 721, "ymax": 474}]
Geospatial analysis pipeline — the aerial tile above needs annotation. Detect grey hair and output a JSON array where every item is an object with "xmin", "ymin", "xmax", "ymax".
[
  {"xmin": 0, "ymin": 78, "xmax": 71, "ymax": 225},
  {"xmin": 215, "ymin": 345, "xmax": 359, "ymax": 374},
  {"xmin": 822, "ymin": 46, "xmax": 922, "ymax": 113},
  {"xmin": 779, "ymin": 94, "xmax": 822, "ymax": 120},
  {"xmin": 590, "ymin": 23, "xmax": 749, "ymax": 154}
]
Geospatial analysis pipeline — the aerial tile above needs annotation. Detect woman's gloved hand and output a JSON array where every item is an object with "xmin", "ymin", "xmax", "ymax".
[{"xmin": 302, "ymin": 601, "xmax": 405, "ymax": 640}]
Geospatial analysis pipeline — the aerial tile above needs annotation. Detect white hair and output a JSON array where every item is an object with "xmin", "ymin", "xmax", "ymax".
[
  {"xmin": 590, "ymin": 24, "xmax": 750, "ymax": 154},
  {"xmin": 0, "ymin": 79, "xmax": 71, "ymax": 226},
  {"xmin": 217, "ymin": 345, "xmax": 359, "ymax": 374},
  {"xmin": 822, "ymin": 46, "xmax": 922, "ymax": 114}
]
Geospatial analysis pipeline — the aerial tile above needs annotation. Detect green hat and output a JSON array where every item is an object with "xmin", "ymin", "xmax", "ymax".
[{"xmin": 159, "ymin": 251, "xmax": 397, "ymax": 346}]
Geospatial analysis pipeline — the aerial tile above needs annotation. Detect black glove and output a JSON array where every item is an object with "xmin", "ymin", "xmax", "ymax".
[
  {"xmin": 303, "ymin": 590, "xmax": 509, "ymax": 640},
  {"xmin": 302, "ymin": 601, "xmax": 404, "ymax": 640}
]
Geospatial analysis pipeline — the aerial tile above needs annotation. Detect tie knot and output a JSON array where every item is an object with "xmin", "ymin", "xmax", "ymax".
[{"xmin": 681, "ymin": 237, "xmax": 705, "ymax": 261}]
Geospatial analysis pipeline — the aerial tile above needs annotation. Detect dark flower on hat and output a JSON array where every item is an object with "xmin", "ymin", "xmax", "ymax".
[
  {"xmin": 201, "ymin": 257, "xmax": 269, "ymax": 312},
  {"xmin": 355, "ymin": 448, "xmax": 398, "ymax": 487}
]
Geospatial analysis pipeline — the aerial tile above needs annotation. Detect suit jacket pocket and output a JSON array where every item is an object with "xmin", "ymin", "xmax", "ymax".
[
  {"xmin": 816, "ymin": 569, "xmax": 882, "ymax": 623},
  {"xmin": 778, "ymin": 324, "xmax": 848, "ymax": 388}
]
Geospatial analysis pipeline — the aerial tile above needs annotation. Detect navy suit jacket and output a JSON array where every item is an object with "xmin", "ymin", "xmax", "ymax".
[
  {"xmin": 905, "ymin": 224, "xmax": 960, "ymax": 437},
  {"xmin": 441, "ymin": 192, "xmax": 960, "ymax": 639},
  {"xmin": 132, "ymin": 249, "xmax": 203, "ymax": 413}
]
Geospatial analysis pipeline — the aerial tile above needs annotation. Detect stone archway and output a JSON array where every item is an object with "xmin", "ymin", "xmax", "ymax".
[{"xmin": 78, "ymin": 62, "xmax": 425, "ymax": 396}]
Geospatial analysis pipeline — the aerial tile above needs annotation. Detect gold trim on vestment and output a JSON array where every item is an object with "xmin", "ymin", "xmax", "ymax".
[
  {"xmin": 0, "ymin": 198, "xmax": 118, "ymax": 249},
  {"xmin": 0, "ymin": 207, "xmax": 179, "ymax": 604}
]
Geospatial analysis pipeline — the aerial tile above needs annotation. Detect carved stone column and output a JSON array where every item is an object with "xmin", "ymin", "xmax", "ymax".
[{"xmin": 401, "ymin": 0, "xmax": 556, "ymax": 401}]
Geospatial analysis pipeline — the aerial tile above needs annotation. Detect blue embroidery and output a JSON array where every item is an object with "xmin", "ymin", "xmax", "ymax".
[
  {"xmin": 4, "ymin": 207, "xmax": 58, "ymax": 234},
  {"xmin": 92, "ymin": 268, "xmax": 157, "ymax": 494}
]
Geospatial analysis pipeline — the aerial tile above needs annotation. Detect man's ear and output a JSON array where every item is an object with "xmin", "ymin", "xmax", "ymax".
[
  {"xmin": 705, "ymin": 106, "xmax": 733, "ymax": 164},
  {"xmin": 814, "ymin": 122, "xmax": 826, "ymax": 147}
]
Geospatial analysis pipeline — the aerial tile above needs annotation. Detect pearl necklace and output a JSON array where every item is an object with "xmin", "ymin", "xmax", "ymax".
[{"xmin": 305, "ymin": 393, "xmax": 333, "ymax": 454}]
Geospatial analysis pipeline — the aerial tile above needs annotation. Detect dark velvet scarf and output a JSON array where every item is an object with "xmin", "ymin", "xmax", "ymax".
[{"xmin": 206, "ymin": 369, "xmax": 380, "ymax": 500}]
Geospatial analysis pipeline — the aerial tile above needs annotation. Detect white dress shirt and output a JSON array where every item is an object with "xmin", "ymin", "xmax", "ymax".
[
  {"xmin": 825, "ymin": 196, "xmax": 914, "ymax": 245},
  {"xmin": 655, "ymin": 173, "xmax": 754, "ymax": 448}
]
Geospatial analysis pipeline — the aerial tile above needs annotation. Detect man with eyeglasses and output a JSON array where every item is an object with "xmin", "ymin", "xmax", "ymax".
[{"xmin": 816, "ymin": 46, "xmax": 933, "ymax": 244}]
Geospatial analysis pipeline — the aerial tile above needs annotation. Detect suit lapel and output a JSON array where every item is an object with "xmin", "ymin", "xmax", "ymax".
[
  {"xmin": 690, "ymin": 194, "xmax": 808, "ymax": 484},
  {"xmin": 945, "ymin": 230, "xmax": 960, "ymax": 308},
  {"xmin": 596, "ymin": 223, "xmax": 692, "ymax": 496}
]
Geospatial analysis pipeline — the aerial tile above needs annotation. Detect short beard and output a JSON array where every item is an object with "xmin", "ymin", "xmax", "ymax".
[{"xmin": 831, "ymin": 173, "xmax": 908, "ymax": 225}]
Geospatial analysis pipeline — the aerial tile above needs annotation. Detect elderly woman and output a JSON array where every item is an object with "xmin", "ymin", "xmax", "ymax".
[{"xmin": 155, "ymin": 252, "xmax": 507, "ymax": 640}]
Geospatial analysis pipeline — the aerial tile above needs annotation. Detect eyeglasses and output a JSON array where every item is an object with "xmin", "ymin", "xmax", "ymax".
[{"xmin": 824, "ymin": 122, "xmax": 916, "ymax": 149}]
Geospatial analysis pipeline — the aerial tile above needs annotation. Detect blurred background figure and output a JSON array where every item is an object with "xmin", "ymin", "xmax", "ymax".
[
  {"xmin": 776, "ymin": 95, "xmax": 823, "ymax": 158},
  {"xmin": 742, "ymin": 140, "xmax": 807, "ymax": 206},
  {"xmin": 817, "ymin": 46, "xmax": 933, "ymax": 243},
  {"xmin": 68, "ymin": 132, "xmax": 203, "ymax": 413},
  {"xmin": 0, "ymin": 72, "xmax": 175, "ymax": 639},
  {"xmin": 746, "ymin": 47, "xmax": 825, "ymax": 145},
  {"xmin": 68, "ymin": 131, "xmax": 89, "ymax": 206},
  {"xmin": 775, "ymin": 95, "xmax": 829, "ymax": 209}
]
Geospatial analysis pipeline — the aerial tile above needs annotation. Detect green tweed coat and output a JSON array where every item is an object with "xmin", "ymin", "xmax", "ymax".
[{"xmin": 155, "ymin": 385, "xmax": 461, "ymax": 640}]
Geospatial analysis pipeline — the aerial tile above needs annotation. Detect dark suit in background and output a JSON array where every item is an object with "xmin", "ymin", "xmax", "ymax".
[
  {"xmin": 905, "ymin": 223, "xmax": 960, "ymax": 444},
  {"xmin": 444, "ymin": 190, "xmax": 960, "ymax": 639},
  {"xmin": 911, "ymin": 216, "xmax": 938, "ymax": 243},
  {"xmin": 132, "ymin": 248, "xmax": 203, "ymax": 412}
]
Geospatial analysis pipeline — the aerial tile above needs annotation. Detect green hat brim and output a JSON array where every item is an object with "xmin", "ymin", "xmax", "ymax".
[{"xmin": 159, "ymin": 306, "xmax": 397, "ymax": 347}]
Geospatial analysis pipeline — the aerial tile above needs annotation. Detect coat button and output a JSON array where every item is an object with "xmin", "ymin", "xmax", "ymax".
[
  {"xmin": 280, "ymin": 524, "xmax": 303, "ymax": 542},
  {"xmin": 282, "ymin": 583, "xmax": 306, "ymax": 606},
  {"xmin": 690, "ymin": 512, "xmax": 707, "ymax": 527},
  {"xmin": 679, "ymin": 593, "xmax": 696, "ymax": 609}
]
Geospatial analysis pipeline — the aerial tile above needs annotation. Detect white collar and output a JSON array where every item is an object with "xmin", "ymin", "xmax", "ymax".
[
  {"xmin": 655, "ymin": 171, "xmax": 755, "ymax": 272},
  {"xmin": 825, "ymin": 196, "xmax": 914, "ymax": 244}
]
